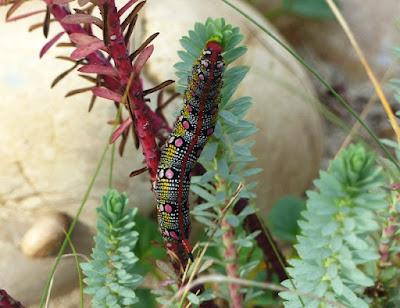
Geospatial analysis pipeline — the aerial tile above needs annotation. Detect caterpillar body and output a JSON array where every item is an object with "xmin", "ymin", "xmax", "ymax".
[{"xmin": 154, "ymin": 41, "xmax": 224, "ymax": 260}]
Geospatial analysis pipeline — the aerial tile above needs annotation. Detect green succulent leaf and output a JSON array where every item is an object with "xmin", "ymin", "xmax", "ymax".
[
  {"xmin": 280, "ymin": 144, "xmax": 388, "ymax": 307},
  {"xmin": 81, "ymin": 189, "xmax": 143, "ymax": 307}
]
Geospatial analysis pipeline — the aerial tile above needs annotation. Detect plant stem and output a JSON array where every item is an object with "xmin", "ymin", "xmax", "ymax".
[
  {"xmin": 221, "ymin": 217, "xmax": 243, "ymax": 308},
  {"xmin": 98, "ymin": 0, "xmax": 160, "ymax": 181}
]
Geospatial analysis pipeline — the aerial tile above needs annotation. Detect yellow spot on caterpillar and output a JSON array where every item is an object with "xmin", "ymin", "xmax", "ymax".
[
  {"xmin": 162, "ymin": 145, "xmax": 177, "ymax": 165},
  {"xmin": 175, "ymin": 122, "xmax": 185, "ymax": 136},
  {"xmin": 183, "ymin": 105, "xmax": 190, "ymax": 118},
  {"xmin": 162, "ymin": 212, "xmax": 173, "ymax": 228}
]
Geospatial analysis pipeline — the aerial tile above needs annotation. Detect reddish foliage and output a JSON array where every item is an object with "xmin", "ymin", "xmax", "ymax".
[
  {"xmin": 0, "ymin": 290, "xmax": 24, "ymax": 308},
  {"xmin": 40, "ymin": 31, "xmax": 65, "ymax": 58},
  {"xmin": 4, "ymin": 0, "xmax": 185, "ymax": 273}
]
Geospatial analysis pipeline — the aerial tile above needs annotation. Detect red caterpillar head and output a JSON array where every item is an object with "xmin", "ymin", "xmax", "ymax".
[{"xmin": 206, "ymin": 40, "xmax": 223, "ymax": 60}]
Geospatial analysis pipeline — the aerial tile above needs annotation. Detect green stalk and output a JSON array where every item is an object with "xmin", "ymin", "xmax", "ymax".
[
  {"xmin": 65, "ymin": 231, "xmax": 84, "ymax": 308},
  {"xmin": 109, "ymin": 142, "xmax": 116, "ymax": 189}
]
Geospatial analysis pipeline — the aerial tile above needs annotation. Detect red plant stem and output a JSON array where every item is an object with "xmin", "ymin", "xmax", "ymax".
[
  {"xmin": 379, "ymin": 202, "xmax": 399, "ymax": 265},
  {"xmin": 221, "ymin": 218, "xmax": 243, "ymax": 308},
  {"xmin": 98, "ymin": 0, "xmax": 160, "ymax": 180},
  {"xmin": 47, "ymin": 0, "xmax": 161, "ymax": 180}
]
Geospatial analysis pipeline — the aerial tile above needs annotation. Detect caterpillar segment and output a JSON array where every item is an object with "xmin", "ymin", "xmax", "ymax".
[{"xmin": 154, "ymin": 40, "xmax": 224, "ymax": 262}]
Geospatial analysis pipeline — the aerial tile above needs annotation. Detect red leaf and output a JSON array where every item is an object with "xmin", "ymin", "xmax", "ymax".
[
  {"xmin": 132, "ymin": 44, "xmax": 154, "ymax": 75},
  {"xmin": 118, "ymin": 0, "xmax": 139, "ymax": 16},
  {"xmin": 62, "ymin": 14, "xmax": 102, "ymax": 27},
  {"xmin": 69, "ymin": 33, "xmax": 101, "ymax": 46},
  {"xmin": 6, "ymin": 9, "xmax": 45, "ymax": 22},
  {"xmin": 78, "ymin": 64, "xmax": 117, "ymax": 77},
  {"xmin": 91, "ymin": 87, "xmax": 121, "ymax": 102},
  {"xmin": 70, "ymin": 41, "xmax": 105, "ymax": 60},
  {"xmin": 40, "ymin": 31, "xmax": 65, "ymax": 58},
  {"xmin": 110, "ymin": 117, "xmax": 132, "ymax": 143}
]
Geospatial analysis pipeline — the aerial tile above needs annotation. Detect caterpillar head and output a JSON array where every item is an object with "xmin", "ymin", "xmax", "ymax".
[{"xmin": 198, "ymin": 40, "xmax": 224, "ymax": 80}]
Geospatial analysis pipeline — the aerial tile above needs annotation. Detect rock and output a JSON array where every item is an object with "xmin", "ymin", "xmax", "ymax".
[
  {"xmin": 20, "ymin": 212, "xmax": 70, "ymax": 258},
  {"xmin": 0, "ymin": 216, "xmax": 94, "ymax": 307},
  {"xmin": 138, "ymin": 0, "xmax": 323, "ymax": 211},
  {"xmin": 248, "ymin": 0, "xmax": 400, "ymax": 94}
]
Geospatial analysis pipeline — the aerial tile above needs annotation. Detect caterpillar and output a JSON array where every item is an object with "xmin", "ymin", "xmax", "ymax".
[{"xmin": 154, "ymin": 40, "xmax": 225, "ymax": 261}]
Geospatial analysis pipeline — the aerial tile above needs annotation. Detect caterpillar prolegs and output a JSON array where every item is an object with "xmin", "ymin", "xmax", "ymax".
[{"xmin": 154, "ymin": 40, "xmax": 224, "ymax": 261}]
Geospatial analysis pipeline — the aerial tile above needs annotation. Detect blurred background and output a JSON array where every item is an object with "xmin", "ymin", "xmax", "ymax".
[{"xmin": 0, "ymin": 0, "xmax": 399, "ymax": 306}]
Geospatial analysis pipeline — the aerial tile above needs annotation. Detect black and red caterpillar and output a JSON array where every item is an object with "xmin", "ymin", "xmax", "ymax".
[{"xmin": 154, "ymin": 40, "xmax": 224, "ymax": 260}]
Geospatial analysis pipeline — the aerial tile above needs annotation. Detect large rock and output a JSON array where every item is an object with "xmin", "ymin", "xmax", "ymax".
[{"xmin": 138, "ymin": 0, "xmax": 323, "ymax": 212}]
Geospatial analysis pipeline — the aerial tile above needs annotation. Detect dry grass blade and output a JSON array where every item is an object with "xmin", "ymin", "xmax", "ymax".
[
  {"xmin": 129, "ymin": 166, "xmax": 147, "ymax": 177},
  {"xmin": 118, "ymin": 129, "xmax": 130, "ymax": 157},
  {"xmin": 118, "ymin": 0, "xmax": 139, "ymax": 17},
  {"xmin": 51, "ymin": 63, "xmax": 79, "ymax": 88},
  {"xmin": 1, "ymin": 0, "xmax": 14, "ymax": 6},
  {"xmin": 124, "ymin": 14, "xmax": 138, "ymax": 45},
  {"xmin": 103, "ymin": 3, "xmax": 109, "ymax": 46},
  {"xmin": 65, "ymin": 86, "xmax": 94, "ymax": 97},
  {"xmin": 325, "ymin": 0, "xmax": 400, "ymax": 144},
  {"xmin": 43, "ymin": 5, "xmax": 50, "ymax": 38},
  {"xmin": 88, "ymin": 94, "xmax": 97, "ymax": 112},
  {"xmin": 29, "ymin": 19, "xmax": 55, "ymax": 32},
  {"xmin": 5, "ymin": 0, "xmax": 23, "ymax": 21},
  {"xmin": 56, "ymin": 55, "xmax": 77, "ymax": 63},
  {"xmin": 130, "ymin": 108, "xmax": 140, "ymax": 149},
  {"xmin": 118, "ymin": 128, "xmax": 129, "ymax": 155},
  {"xmin": 57, "ymin": 42, "xmax": 75, "ymax": 48},
  {"xmin": 143, "ymin": 80, "xmax": 174, "ymax": 96},
  {"xmin": 121, "ymin": 1, "xmax": 145, "ymax": 31},
  {"xmin": 119, "ymin": 73, "xmax": 141, "ymax": 149},
  {"xmin": 129, "ymin": 32, "xmax": 159, "ymax": 62},
  {"xmin": 6, "ymin": 9, "xmax": 46, "ymax": 22},
  {"xmin": 78, "ymin": 74, "xmax": 98, "ymax": 83}
]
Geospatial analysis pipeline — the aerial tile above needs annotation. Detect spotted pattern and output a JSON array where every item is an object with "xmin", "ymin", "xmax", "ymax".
[{"xmin": 154, "ymin": 41, "xmax": 224, "ymax": 258}]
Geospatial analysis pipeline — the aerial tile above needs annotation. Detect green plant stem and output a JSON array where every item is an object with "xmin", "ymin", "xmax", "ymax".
[
  {"xmin": 222, "ymin": 0, "xmax": 400, "ymax": 172},
  {"xmin": 39, "ymin": 141, "xmax": 110, "ymax": 308},
  {"xmin": 109, "ymin": 142, "xmax": 116, "ymax": 189},
  {"xmin": 64, "ymin": 231, "xmax": 84, "ymax": 308}
]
